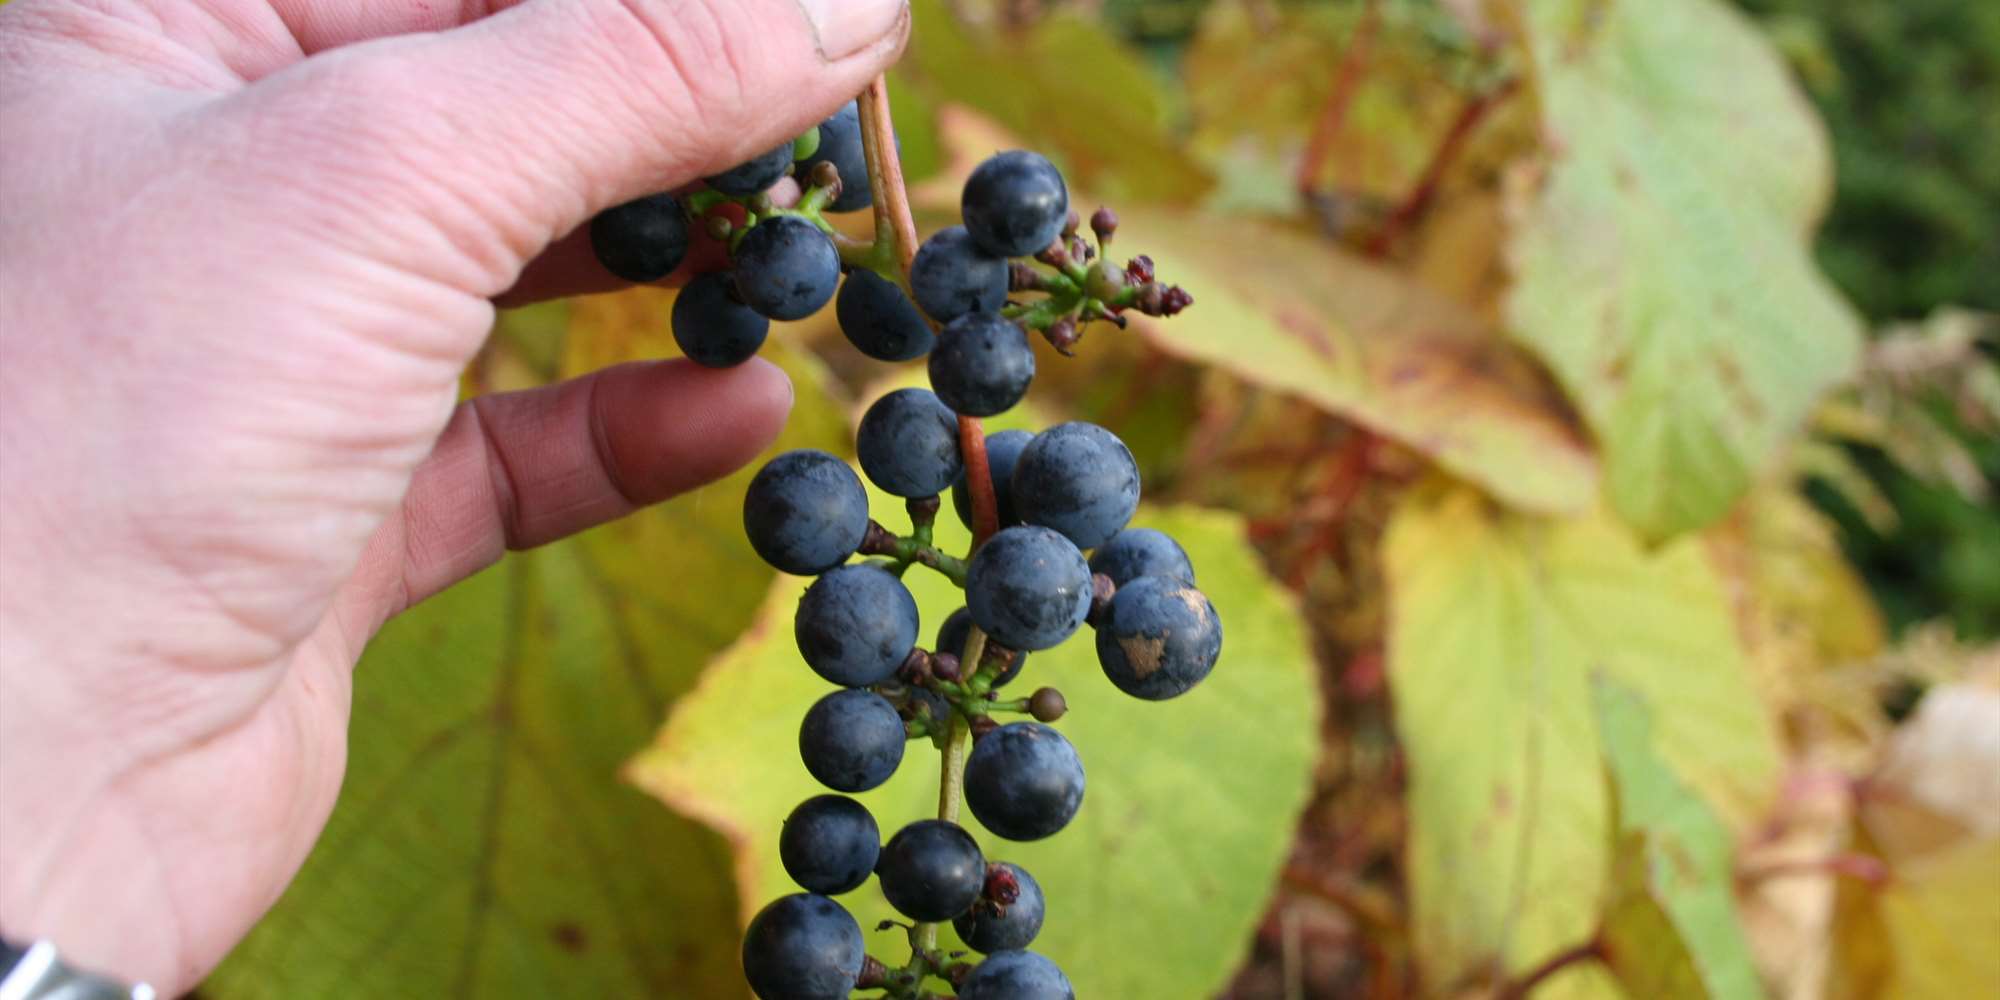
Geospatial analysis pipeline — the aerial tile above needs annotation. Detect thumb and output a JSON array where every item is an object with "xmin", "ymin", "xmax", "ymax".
[{"xmin": 216, "ymin": 0, "xmax": 908, "ymax": 293}]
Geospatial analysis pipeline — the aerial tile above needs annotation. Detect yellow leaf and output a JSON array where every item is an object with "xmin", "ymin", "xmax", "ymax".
[{"xmin": 1385, "ymin": 485, "xmax": 1778, "ymax": 987}]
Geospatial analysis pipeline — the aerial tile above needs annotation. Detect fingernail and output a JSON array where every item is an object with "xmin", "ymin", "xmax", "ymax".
[{"xmin": 795, "ymin": 0, "xmax": 908, "ymax": 61}]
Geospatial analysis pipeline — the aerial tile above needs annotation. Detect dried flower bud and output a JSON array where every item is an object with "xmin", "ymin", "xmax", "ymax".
[
  {"xmin": 1043, "ymin": 316, "xmax": 1082, "ymax": 356},
  {"xmin": 932, "ymin": 651, "xmax": 963, "ymax": 683},
  {"xmin": 1090, "ymin": 206, "xmax": 1119, "ymax": 244},
  {"xmin": 1124, "ymin": 254, "xmax": 1156, "ymax": 284},
  {"xmin": 1008, "ymin": 260, "xmax": 1043, "ymax": 292},
  {"xmin": 1028, "ymin": 687, "xmax": 1068, "ymax": 723}
]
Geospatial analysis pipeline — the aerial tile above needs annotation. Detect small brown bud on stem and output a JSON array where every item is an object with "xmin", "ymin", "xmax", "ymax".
[
  {"xmin": 932, "ymin": 652, "xmax": 963, "ymax": 683},
  {"xmin": 810, "ymin": 159, "xmax": 842, "ymax": 192},
  {"xmin": 859, "ymin": 519, "xmax": 900, "ymax": 556},
  {"xmin": 1043, "ymin": 316, "xmax": 1081, "ymax": 356},
  {"xmin": 1028, "ymin": 687, "xmax": 1068, "ymax": 723},
  {"xmin": 1090, "ymin": 206, "xmax": 1118, "ymax": 245},
  {"xmin": 857, "ymin": 956, "xmax": 891, "ymax": 988},
  {"xmin": 899, "ymin": 647, "xmax": 934, "ymax": 684}
]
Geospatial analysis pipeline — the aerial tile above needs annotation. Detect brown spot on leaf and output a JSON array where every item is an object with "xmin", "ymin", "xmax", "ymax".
[
  {"xmin": 1277, "ymin": 308, "xmax": 1341, "ymax": 361},
  {"xmin": 550, "ymin": 921, "xmax": 587, "ymax": 953},
  {"xmin": 1713, "ymin": 352, "xmax": 1765, "ymax": 423},
  {"xmin": 1120, "ymin": 635, "xmax": 1168, "ymax": 678}
]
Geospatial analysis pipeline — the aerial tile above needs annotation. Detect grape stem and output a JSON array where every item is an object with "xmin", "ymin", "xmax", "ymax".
[
  {"xmin": 858, "ymin": 72, "xmax": 1002, "ymax": 967},
  {"xmin": 858, "ymin": 521, "xmax": 969, "ymax": 587}
]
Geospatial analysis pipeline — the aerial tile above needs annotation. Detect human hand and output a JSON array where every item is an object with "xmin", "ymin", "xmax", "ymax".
[{"xmin": 0, "ymin": 0, "xmax": 908, "ymax": 992}]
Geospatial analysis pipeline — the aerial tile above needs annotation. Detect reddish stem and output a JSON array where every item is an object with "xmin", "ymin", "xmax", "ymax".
[
  {"xmin": 959, "ymin": 417, "xmax": 999, "ymax": 548},
  {"xmin": 1281, "ymin": 430, "xmax": 1376, "ymax": 586},
  {"xmin": 858, "ymin": 74, "xmax": 999, "ymax": 968},
  {"xmin": 857, "ymin": 77, "xmax": 920, "ymax": 275},
  {"xmin": 1497, "ymin": 938, "xmax": 1605, "ymax": 1000},
  {"xmin": 1296, "ymin": 0, "xmax": 1380, "ymax": 201},
  {"xmin": 1365, "ymin": 77, "xmax": 1519, "ymax": 258},
  {"xmin": 1739, "ymin": 852, "xmax": 1891, "ymax": 888}
]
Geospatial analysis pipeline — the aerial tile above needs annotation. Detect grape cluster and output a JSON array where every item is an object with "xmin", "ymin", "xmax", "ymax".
[
  {"xmin": 587, "ymin": 107, "xmax": 1190, "ymax": 379},
  {"xmin": 740, "ymin": 405, "xmax": 1220, "ymax": 998},
  {"xmin": 652, "ymin": 102, "xmax": 1209, "ymax": 1000}
]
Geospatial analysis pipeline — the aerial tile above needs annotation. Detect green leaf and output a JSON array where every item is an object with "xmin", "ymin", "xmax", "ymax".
[
  {"xmin": 1595, "ymin": 677, "xmax": 1768, "ymax": 1000},
  {"xmin": 1116, "ymin": 209, "xmax": 1598, "ymax": 515},
  {"xmin": 1506, "ymin": 0, "xmax": 1865, "ymax": 540},
  {"xmin": 628, "ymin": 505, "xmax": 1319, "ymax": 999},
  {"xmin": 205, "ymin": 301, "xmax": 854, "ymax": 998},
  {"xmin": 1383, "ymin": 485, "xmax": 1778, "ymax": 987}
]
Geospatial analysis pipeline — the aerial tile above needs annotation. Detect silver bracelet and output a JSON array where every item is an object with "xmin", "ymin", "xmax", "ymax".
[{"xmin": 0, "ymin": 941, "xmax": 155, "ymax": 1000}]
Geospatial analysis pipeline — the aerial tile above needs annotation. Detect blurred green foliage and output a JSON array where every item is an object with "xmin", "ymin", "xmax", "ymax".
[
  {"xmin": 1729, "ymin": 0, "xmax": 2000, "ymax": 639},
  {"xmin": 1739, "ymin": 0, "xmax": 2000, "ymax": 321}
]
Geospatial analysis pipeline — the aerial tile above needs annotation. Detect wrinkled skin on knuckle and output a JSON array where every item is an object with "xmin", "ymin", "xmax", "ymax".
[{"xmin": 599, "ymin": 0, "xmax": 810, "ymax": 175}]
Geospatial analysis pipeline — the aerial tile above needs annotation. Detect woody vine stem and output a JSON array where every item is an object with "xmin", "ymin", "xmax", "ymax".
[{"xmin": 857, "ymin": 76, "xmax": 1000, "ymax": 966}]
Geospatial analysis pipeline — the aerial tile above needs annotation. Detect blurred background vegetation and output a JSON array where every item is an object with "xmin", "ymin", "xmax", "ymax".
[{"xmin": 205, "ymin": 1, "xmax": 1997, "ymax": 998}]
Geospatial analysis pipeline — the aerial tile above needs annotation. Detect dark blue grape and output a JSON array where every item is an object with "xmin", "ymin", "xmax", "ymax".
[
  {"xmin": 953, "ymin": 428, "xmax": 1032, "ymax": 530},
  {"xmin": 930, "ymin": 312, "xmax": 1035, "ymax": 417},
  {"xmin": 740, "ymin": 893, "xmax": 864, "ymax": 1000},
  {"xmin": 799, "ymin": 689, "xmax": 906, "ymax": 792},
  {"xmin": 937, "ymin": 607, "xmax": 1025, "ymax": 688},
  {"xmin": 953, "ymin": 862, "xmax": 1045, "ymax": 954},
  {"xmin": 733, "ymin": 215, "xmax": 841, "ymax": 320},
  {"xmin": 1088, "ymin": 528, "xmax": 1194, "ymax": 588},
  {"xmin": 672, "ymin": 271, "xmax": 769, "ymax": 368},
  {"xmin": 779, "ymin": 796, "xmax": 880, "ymax": 896},
  {"xmin": 744, "ymin": 450, "xmax": 869, "ymax": 576},
  {"xmin": 1094, "ymin": 575, "xmax": 1221, "ymax": 701},
  {"xmin": 1012, "ymin": 422, "xmax": 1140, "ymax": 550},
  {"xmin": 877, "ymin": 820, "xmax": 985, "ymax": 921},
  {"xmin": 963, "ymin": 722, "xmax": 1084, "ymax": 841},
  {"xmin": 795, "ymin": 564, "xmax": 919, "ymax": 687},
  {"xmin": 706, "ymin": 142, "xmax": 794, "ymax": 196},
  {"xmin": 958, "ymin": 950, "xmax": 1075, "ymax": 1000},
  {"xmin": 857, "ymin": 388, "xmax": 962, "ymax": 498},
  {"xmin": 965, "ymin": 526, "xmax": 1093, "ymax": 651},
  {"xmin": 589, "ymin": 193, "xmax": 690, "ymax": 283},
  {"xmin": 836, "ymin": 269, "xmax": 935, "ymax": 362},
  {"xmin": 797, "ymin": 101, "xmax": 872, "ymax": 213},
  {"xmin": 961, "ymin": 151, "xmax": 1069, "ymax": 258},
  {"xmin": 911, "ymin": 225, "xmax": 1009, "ymax": 324}
]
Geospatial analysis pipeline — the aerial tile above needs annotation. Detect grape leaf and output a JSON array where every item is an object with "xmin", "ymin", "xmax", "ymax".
[
  {"xmin": 911, "ymin": 106, "xmax": 1597, "ymax": 517},
  {"xmin": 1383, "ymin": 485, "xmax": 1777, "ymax": 988},
  {"xmin": 627, "ymin": 505, "xmax": 1319, "ymax": 999},
  {"xmin": 1506, "ymin": 0, "xmax": 1865, "ymax": 541},
  {"xmin": 1181, "ymin": 0, "xmax": 1496, "ymax": 205},
  {"xmin": 1116, "ymin": 208, "xmax": 1597, "ymax": 515},
  {"xmin": 1874, "ymin": 837, "xmax": 2000, "ymax": 999},
  {"xmin": 204, "ymin": 299, "xmax": 853, "ymax": 998},
  {"xmin": 1595, "ymin": 677, "xmax": 1768, "ymax": 1000},
  {"xmin": 892, "ymin": 0, "xmax": 1211, "ymax": 204}
]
